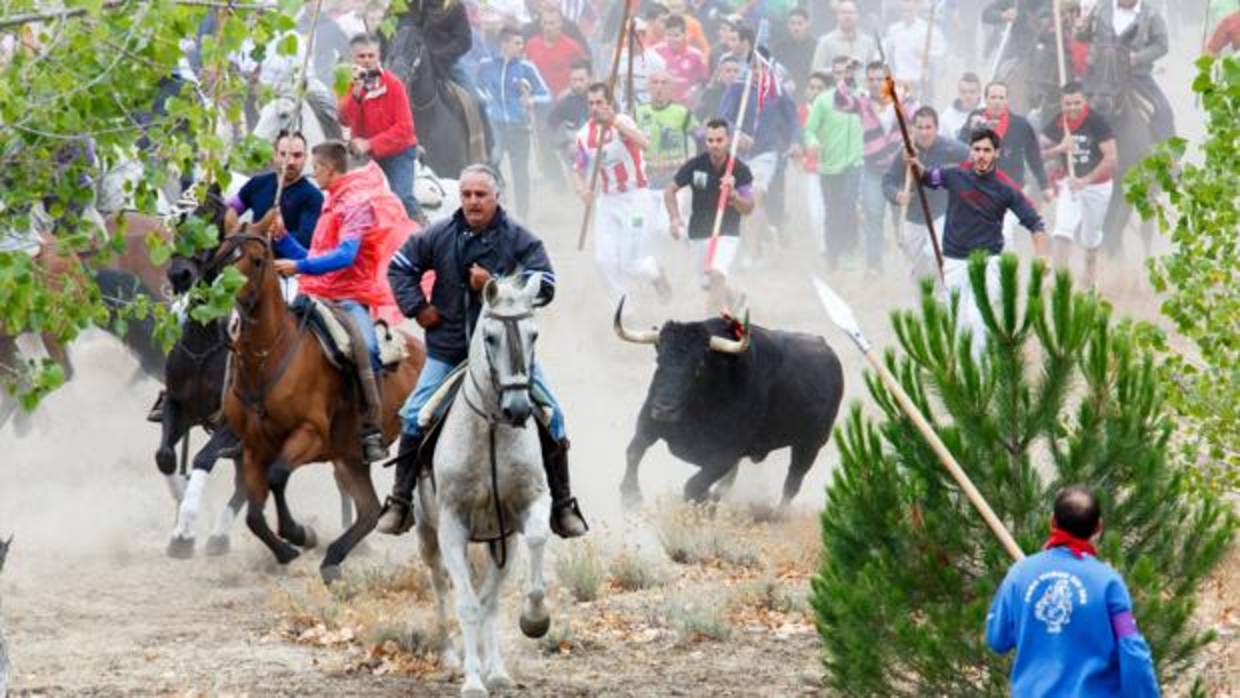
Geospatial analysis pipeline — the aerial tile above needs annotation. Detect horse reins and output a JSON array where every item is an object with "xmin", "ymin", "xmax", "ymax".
[{"xmin": 461, "ymin": 308, "xmax": 535, "ymax": 570}]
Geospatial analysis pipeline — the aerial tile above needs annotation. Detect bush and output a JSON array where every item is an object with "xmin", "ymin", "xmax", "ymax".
[
  {"xmin": 608, "ymin": 547, "xmax": 669, "ymax": 592},
  {"xmin": 810, "ymin": 258, "xmax": 1236, "ymax": 696},
  {"xmin": 555, "ymin": 540, "xmax": 607, "ymax": 603}
]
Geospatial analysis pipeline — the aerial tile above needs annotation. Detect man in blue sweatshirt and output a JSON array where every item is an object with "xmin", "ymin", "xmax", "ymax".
[
  {"xmin": 986, "ymin": 486, "xmax": 1161, "ymax": 698},
  {"xmin": 907, "ymin": 127, "xmax": 1049, "ymax": 355}
]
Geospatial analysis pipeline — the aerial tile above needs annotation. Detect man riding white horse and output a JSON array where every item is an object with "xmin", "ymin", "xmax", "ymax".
[
  {"xmin": 376, "ymin": 164, "xmax": 588, "ymax": 538},
  {"xmin": 272, "ymin": 140, "xmax": 408, "ymax": 464}
]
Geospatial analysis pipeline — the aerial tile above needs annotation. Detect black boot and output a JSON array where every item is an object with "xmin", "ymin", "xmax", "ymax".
[
  {"xmin": 376, "ymin": 432, "xmax": 420, "ymax": 535},
  {"xmin": 546, "ymin": 438, "xmax": 588, "ymax": 538}
]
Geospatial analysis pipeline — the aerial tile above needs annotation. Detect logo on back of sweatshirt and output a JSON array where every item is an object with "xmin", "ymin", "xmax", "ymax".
[{"xmin": 1025, "ymin": 571, "xmax": 1088, "ymax": 635}]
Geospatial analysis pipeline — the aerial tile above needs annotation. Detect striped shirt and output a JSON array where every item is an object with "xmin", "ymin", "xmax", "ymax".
[{"xmin": 574, "ymin": 114, "xmax": 648, "ymax": 194}]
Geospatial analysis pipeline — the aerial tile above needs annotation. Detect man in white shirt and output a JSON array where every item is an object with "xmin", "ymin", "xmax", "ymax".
[
  {"xmin": 883, "ymin": 0, "xmax": 947, "ymax": 103},
  {"xmin": 812, "ymin": 0, "xmax": 880, "ymax": 73},
  {"xmin": 939, "ymin": 72, "xmax": 981, "ymax": 141}
]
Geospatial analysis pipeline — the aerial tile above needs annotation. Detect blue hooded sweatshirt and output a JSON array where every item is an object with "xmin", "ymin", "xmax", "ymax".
[{"xmin": 986, "ymin": 547, "xmax": 1160, "ymax": 698}]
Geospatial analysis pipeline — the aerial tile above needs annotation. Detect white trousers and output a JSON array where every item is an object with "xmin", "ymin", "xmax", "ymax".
[
  {"xmin": 901, "ymin": 215, "xmax": 945, "ymax": 289},
  {"xmin": 594, "ymin": 188, "xmax": 660, "ymax": 307},
  {"xmin": 1053, "ymin": 180, "xmax": 1113, "ymax": 250},
  {"xmin": 805, "ymin": 173, "xmax": 825, "ymax": 255},
  {"xmin": 942, "ymin": 254, "xmax": 1001, "ymax": 360}
]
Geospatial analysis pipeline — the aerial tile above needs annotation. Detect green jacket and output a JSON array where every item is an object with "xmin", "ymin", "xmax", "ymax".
[
  {"xmin": 636, "ymin": 101, "xmax": 697, "ymax": 186},
  {"xmin": 803, "ymin": 89, "xmax": 862, "ymax": 176}
]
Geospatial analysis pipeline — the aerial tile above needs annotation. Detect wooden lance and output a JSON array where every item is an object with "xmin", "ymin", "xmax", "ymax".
[
  {"xmin": 576, "ymin": 0, "xmax": 636, "ymax": 251},
  {"xmin": 1052, "ymin": 0, "xmax": 1078, "ymax": 182},
  {"xmin": 876, "ymin": 31, "xmax": 944, "ymax": 282},
  {"xmin": 812, "ymin": 278, "xmax": 1027, "ymax": 562}
]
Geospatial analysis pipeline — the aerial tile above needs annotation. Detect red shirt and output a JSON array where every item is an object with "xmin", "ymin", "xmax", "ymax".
[
  {"xmin": 653, "ymin": 42, "xmax": 708, "ymax": 103},
  {"xmin": 337, "ymin": 70, "xmax": 418, "ymax": 160},
  {"xmin": 524, "ymin": 33, "xmax": 586, "ymax": 96},
  {"xmin": 1207, "ymin": 11, "xmax": 1240, "ymax": 55}
]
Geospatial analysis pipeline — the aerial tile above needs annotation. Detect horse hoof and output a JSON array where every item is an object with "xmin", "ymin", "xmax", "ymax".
[
  {"xmin": 485, "ymin": 672, "xmax": 514, "ymax": 691},
  {"xmin": 300, "ymin": 525, "xmax": 318, "ymax": 549},
  {"xmin": 275, "ymin": 547, "xmax": 300, "ymax": 565},
  {"xmin": 461, "ymin": 685, "xmax": 488, "ymax": 698},
  {"xmin": 320, "ymin": 564, "xmax": 343, "ymax": 585},
  {"xmin": 519, "ymin": 612, "xmax": 551, "ymax": 639},
  {"xmin": 205, "ymin": 535, "xmax": 230, "ymax": 557},
  {"xmin": 620, "ymin": 488, "xmax": 643, "ymax": 513},
  {"xmin": 166, "ymin": 535, "xmax": 195, "ymax": 559},
  {"xmin": 156, "ymin": 448, "xmax": 177, "ymax": 476}
]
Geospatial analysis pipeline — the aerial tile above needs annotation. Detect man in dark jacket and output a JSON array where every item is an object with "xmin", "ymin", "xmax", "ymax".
[
  {"xmin": 958, "ymin": 81, "xmax": 1051, "ymax": 201},
  {"xmin": 884, "ymin": 106, "xmax": 969, "ymax": 285},
  {"xmin": 376, "ymin": 164, "xmax": 588, "ymax": 539}
]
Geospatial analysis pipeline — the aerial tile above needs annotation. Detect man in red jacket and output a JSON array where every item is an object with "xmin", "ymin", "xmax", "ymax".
[{"xmin": 338, "ymin": 33, "xmax": 421, "ymax": 221}]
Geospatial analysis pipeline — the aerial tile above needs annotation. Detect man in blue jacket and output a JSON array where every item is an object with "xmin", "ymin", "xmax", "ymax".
[
  {"xmin": 375, "ymin": 164, "xmax": 588, "ymax": 539},
  {"xmin": 986, "ymin": 486, "xmax": 1160, "ymax": 698},
  {"xmin": 477, "ymin": 26, "xmax": 551, "ymax": 220}
]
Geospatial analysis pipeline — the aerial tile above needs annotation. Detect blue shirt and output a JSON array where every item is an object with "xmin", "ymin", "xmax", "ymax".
[
  {"xmin": 986, "ymin": 547, "xmax": 1160, "ymax": 698},
  {"xmin": 235, "ymin": 173, "xmax": 324, "ymax": 249},
  {"xmin": 922, "ymin": 162, "xmax": 1045, "ymax": 259}
]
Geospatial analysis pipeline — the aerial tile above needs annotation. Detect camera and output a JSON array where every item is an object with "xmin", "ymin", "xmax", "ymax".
[{"xmin": 353, "ymin": 65, "xmax": 382, "ymax": 88}]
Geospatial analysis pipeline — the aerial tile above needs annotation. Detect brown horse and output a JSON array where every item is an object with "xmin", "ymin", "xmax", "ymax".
[{"xmin": 214, "ymin": 231, "xmax": 425, "ymax": 583}]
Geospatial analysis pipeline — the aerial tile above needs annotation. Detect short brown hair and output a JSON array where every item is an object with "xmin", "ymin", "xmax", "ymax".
[{"xmin": 312, "ymin": 140, "xmax": 349, "ymax": 174}]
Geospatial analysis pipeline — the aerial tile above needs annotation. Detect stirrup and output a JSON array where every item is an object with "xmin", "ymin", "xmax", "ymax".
[{"xmin": 551, "ymin": 496, "xmax": 588, "ymax": 538}]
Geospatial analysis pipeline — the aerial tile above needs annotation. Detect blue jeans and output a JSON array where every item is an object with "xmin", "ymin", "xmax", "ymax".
[
  {"xmin": 338, "ymin": 300, "xmax": 380, "ymax": 372},
  {"xmin": 377, "ymin": 146, "xmax": 420, "ymax": 220},
  {"xmin": 399, "ymin": 356, "xmax": 566, "ymax": 441},
  {"xmin": 860, "ymin": 167, "xmax": 890, "ymax": 272}
]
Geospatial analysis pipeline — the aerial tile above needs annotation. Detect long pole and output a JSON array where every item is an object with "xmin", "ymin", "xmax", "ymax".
[
  {"xmin": 702, "ymin": 46, "xmax": 761, "ymax": 273},
  {"xmin": 812, "ymin": 278, "xmax": 1026, "ymax": 562},
  {"xmin": 576, "ymin": 0, "xmax": 635, "ymax": 251},
  {"xmin": 876, "ymin": 30, "xmax": 943, "ymax": 281},
  {"xmin": 919, "ymin": 0, "xmax": 937, "ymax": 105},
  {"xmin": 1052, "ymin": 0, "xmax": 1077, "ymax": 181},
  {"xmin": 270, "ymin": 0, "xmax": 324, "ymax": 222},
  {"xmin": 624, "ymin": 18, "xmax": 636, "ymax": 116}
]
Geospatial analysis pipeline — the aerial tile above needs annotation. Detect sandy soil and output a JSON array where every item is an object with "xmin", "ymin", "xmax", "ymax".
[{"xmin": 1, "ymin": 29, "xmax": 1235, "ymax": 698}]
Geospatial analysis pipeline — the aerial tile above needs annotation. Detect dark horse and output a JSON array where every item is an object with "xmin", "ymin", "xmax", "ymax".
[
  {"xmin": 1086, "ymin": 39, "xmax": 1160, "ymax": 260},
  {"xmin": 386, "ymin": 13, "xmax": 490, "ymax": 178},
  {"xmin": 213, "ymin": 230, "xmax": 425, "ymax": 583}
]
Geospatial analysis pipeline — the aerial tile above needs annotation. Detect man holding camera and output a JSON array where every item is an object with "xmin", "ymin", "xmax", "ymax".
[{"xmin": 338, "ymin": 33, "xmax": 421, "ymax": 221}]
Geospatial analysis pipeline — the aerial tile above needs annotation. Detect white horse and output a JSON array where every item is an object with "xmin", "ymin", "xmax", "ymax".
[
  {"xmin": 251, "ymin": 79, "xmax": 334, "ymax": 165},
  {"xmin": 414, "ymin": 274, "xmax": 554, "ymax": 698}
]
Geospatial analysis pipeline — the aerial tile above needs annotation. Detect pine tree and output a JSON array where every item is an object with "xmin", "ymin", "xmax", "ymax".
[{"xmin": 810, "ymin": 254, "xmax": 1237, "ymax": 697}]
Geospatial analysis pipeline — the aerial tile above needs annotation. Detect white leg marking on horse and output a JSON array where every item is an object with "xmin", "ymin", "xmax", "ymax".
[
  {"xmin": 438, "ymin": 514, "xmax": 487, "ymax": 697},
  {"xmin": 172, "ymin": 468, "xmax": 209, "ymax": 540},
  {"xmin": 165, "ymin": 473, "xmax": 187, "ymax": 503}
]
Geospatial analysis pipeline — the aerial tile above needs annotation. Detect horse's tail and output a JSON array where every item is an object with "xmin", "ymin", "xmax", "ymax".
[{"xmin": 93, "ymin": 267, "xmax": 166, "ymax": 382}]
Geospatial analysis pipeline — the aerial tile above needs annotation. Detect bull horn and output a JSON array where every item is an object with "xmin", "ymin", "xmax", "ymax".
[
  {"xmin": 613, "ymin": 297, "xmax": 658, "ymax": 345},
  {"xmin": 709, "ymin": 310, "xmax": 751, "ymax": 354}
]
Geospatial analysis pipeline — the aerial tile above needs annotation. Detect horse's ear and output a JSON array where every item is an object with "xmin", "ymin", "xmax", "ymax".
[
  {"xmin": 483, "ymin": 278, "xmax": 500, "ymax": 307},
  {"xmin": 521, "ymin": 272, "xmax": 542, "ymax": 304}
]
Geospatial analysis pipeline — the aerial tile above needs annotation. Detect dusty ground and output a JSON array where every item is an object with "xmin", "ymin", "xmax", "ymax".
[{"xmin": 1, "ymin": 27, "xmax": 1236, "ymax": 698}]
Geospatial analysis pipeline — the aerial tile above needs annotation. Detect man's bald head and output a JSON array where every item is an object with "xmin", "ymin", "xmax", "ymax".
[{"xmin": 1053, "ymin": 486, "xmax": 1101, "ymax": 539}]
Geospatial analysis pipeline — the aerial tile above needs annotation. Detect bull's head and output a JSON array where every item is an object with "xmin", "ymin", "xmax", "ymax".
[{"xmin": 614, "ymin": 298, "xmax": 749, "ymax": 423}]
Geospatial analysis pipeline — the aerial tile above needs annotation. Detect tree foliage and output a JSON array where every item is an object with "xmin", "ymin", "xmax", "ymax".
[
  {"xmin": 1126, "ymin": 55, "xmax": 1240, "ymax": 494},
  {"xmin": 811, "ymin": 255, "xmax": 1236, "ymax": 697},
  {"xmin": 0, "ymin": 0, "xmax": 299, "ymax": 401}
]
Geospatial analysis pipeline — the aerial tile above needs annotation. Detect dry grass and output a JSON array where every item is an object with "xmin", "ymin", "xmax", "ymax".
[
  {"xmin": 652, "ymin": 501, "xmax": 762, "ymax": 569},
  {"xmin": 554, "ymin": 538, "xmax": 607, "ymax": 603},
  {"xmin": 607, "ymin": 547, "xmax": 669, "ymax": 592},
  {"xmin": 661, "ymin": 593, "xmax": 733, "ymax": 642}
]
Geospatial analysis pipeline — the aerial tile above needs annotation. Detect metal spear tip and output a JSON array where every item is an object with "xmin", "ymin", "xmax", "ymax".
[{"xmin": 811, "ymin": 276, "xmax": 872, "ymax": 353}]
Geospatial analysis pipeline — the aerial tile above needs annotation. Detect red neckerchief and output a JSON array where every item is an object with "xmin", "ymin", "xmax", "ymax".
[
  {"xmin": 1063, "ymin": 104, "xmax": 1090, "ymax": 133},
  {"xmin": 985, "ymin": 108, "xmax": 1011, "ymax": 139},
  {"xmin": 1044, "ymin": 526, "xmax": 1097, "ymax": 559}
]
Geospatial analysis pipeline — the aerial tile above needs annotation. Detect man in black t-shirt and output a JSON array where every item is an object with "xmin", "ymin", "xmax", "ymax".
[
  {"xmin": 664, "ymin": 118, "xmax": 756, "ymax": 314},
  {"xmin": 1040, "ymin": 82, "xmax": 1117, "ymax": 288}
]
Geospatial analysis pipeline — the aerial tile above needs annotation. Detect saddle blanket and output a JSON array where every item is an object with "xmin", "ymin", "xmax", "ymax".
[{"xmin": 290, "ymin": 296, "xmax": 408, "ymax": 371}]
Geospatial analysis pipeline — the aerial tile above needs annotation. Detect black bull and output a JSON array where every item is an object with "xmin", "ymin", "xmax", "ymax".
[{"xmin": 615, "ymin": 306, "xmax": 844, "ymax": 508}]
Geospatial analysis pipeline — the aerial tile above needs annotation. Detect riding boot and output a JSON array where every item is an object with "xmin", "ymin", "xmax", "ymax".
[
  {"xmin": 377, "ymin": 432, "xmax": 421, "ymax": 535},
  {"xmin": 545, "ymin": 438, "xmax": 588, "ymax": 538},
  {"xmin": 344, "ymin": 315, "xmax": 388, "ymax": 464}
]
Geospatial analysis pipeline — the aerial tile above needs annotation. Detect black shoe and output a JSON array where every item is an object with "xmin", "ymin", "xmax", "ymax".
[
  {"xmin": 146, "ymin": 391, "xmax": 166, "ymax": 423},
  {"xmin": 376, "ymin": 495, "xmax": 414, "ymax": 535},
  {"xmin": 551, "ymin": 497, "xmax": 588, "ymax": 538}
]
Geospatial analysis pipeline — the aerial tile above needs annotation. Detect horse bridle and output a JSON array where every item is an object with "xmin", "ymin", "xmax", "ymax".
[{"xmin": 463, "ymin": 309, "xmax": 535, "ymax": 424}]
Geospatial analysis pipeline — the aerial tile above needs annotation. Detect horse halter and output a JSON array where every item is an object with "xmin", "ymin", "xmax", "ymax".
[
  {"xmin": 463, "ymin": 308, "xmax": 535, "ymax": 424},
  {"xmin": 202, "ymin": 232, "xmax": 274, "ymax": 323}
]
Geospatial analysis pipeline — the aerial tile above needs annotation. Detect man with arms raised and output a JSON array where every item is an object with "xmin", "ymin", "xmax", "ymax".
[{"xmin": 377, "ymin": 165, "xmax": 588, "ymax": 539}]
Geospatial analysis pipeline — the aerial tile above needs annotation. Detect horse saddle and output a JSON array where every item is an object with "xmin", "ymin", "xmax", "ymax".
[
  {"xmin": 442, "ymin": 80, "xmax": 489, "ymax": 166},
  {"xmin": 289, "ymin": 296, "xmax": 407, "ymax": 371},
  {"xmin": 412, "ymin": 363, "xmax": 556, "ymax": 472}
]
